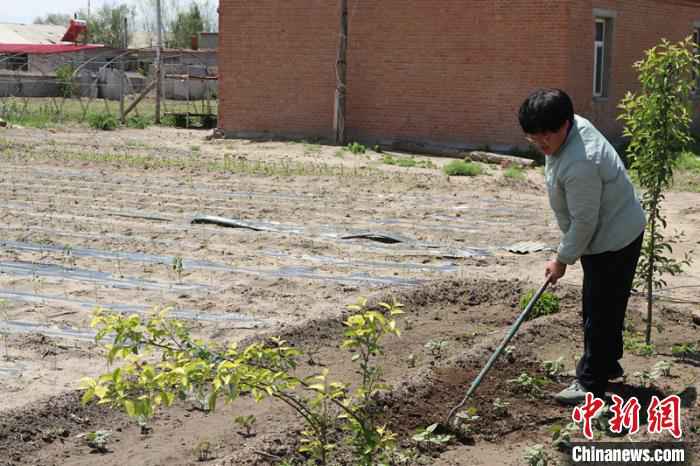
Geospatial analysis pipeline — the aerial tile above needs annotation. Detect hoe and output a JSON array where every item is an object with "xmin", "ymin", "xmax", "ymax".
[{"xmin": 445, "ymin": 276, "xmax": 551, "ymax": 427}]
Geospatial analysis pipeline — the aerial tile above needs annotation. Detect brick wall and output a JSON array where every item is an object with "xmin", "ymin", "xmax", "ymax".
[
  {"xmin": 569, "ymin": 0, "xmax": 700, "ymax": 139},
  {"xmin": 218, "ymin": 0, "xmax": 337, "ymax": 138},
  {"xmin": 218, "ymin": 0, "xmax": 700, "ymax": 148}
]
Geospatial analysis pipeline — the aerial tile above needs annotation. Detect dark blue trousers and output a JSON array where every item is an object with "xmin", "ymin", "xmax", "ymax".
[{"xmin": 576, "ymin": 233, "xmax": 644, "ymax": 397}]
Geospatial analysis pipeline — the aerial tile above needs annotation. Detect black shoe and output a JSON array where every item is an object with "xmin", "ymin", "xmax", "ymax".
[{"xmin": 608, "ymin": 367, "xmax": 624, "ymax": 380}]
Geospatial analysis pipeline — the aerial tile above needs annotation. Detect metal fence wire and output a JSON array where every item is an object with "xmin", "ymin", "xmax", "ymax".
[{"xmin": 0, "ymin": 48, "xmax": 218, "ymax": 128}]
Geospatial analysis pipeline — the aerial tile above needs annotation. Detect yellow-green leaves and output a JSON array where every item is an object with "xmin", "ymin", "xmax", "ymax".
[
  {"xmin": 79, "ymin": 377, "xmax": 98, "ymax": 404},
  {"xmin": 123, "ymin": 399, "xmax": 136, "ymax": 417},
  {"xmin": 80, "ymin": 299, "xmax": 404, "ymax": 466}
]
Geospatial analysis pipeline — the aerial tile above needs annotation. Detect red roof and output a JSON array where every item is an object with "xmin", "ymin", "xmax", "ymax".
[
  {"xmin": 0, "ymin": 44, "xmax": 104, "ymax": 55},
  {"xmin": 61, "ymin": 19, "xmax": 88, "ymax": 43}
]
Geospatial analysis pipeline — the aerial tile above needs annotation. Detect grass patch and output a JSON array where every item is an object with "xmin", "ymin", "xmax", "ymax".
[
  {"xmin": 0, "ymin": 141, "xmax": 392, "ymax": 180},
  {"xmin": 669, "ymin": 152, "xmax": 700, "ymax": 192},
  {"xmin": 87, "ymin": 112, "xmax": 118, "ymax": 131},
  {"xmin": 0, "ymin": 97, "xmax": 213, "ymax": 129},
  {"xmin": 503, "ymin": 166, "xmax": 526, "ymax": 180},
  {"xmin": 676, "ymin": 151, "xmax": 700, "ymax": 171},
  {"xmin": 126, "ymin": 114, "xmax": 151, "ymax": 129},
  {"xmin": 302, "ymin": 142, "xmax": 322, "ymax": 156},
  {"xmin": 443, "ymin": 160, "xmax": 483, "ymax": 176},
  {"xmin": 382, "ymin": 154, "xmax": 436, "ymax": 169}
]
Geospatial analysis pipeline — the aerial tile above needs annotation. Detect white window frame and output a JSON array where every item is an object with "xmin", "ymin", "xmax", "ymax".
[
  {"xmin": 592, "ymin": 9, "xmax": 616, "ymax": 99},
  {"xmin": 693, "ymin": 25, "xmax": 700, "ymax": 94},
  {"xmin": 593, "ymin": 18, "xmax": 606, "ymax": 97}
]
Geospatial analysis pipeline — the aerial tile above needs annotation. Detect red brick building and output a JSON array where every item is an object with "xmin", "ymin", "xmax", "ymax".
[{"xmin": 218, "ymin": 0, "xmax": 700, "ymax": 150}]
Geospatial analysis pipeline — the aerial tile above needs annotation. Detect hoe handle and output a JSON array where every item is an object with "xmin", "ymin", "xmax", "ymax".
[{"xmin": 446, "ymin": 277, "xmax": 550, "ymax": 426}]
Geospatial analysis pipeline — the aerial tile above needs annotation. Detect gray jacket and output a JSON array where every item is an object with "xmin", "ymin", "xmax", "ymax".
[{"xmin": 545, "ymin": 115, "xmax": 646, "ymax": 265}]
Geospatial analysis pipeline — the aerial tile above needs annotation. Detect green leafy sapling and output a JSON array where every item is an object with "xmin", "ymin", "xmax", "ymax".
[
  {"xmin": 550, "ymin": 422, "xmax": 578, "ymax": 450},
  {"xmin": 503, "ymin": 345, "xmax": 516, "ymax": 363},
  {"xmin": 136, "ymin": 415, "xmax": 151, "ymax": 435},
  {"xmin": 492, "ymin": 398, "xmax": 510, "ymax": 417},
  {"xmin": 84, "ymin": 430, "xmax": 111, "ymax": 453},
  {"xmin": 63, "ymin": 244, "xmax": 75, "ymax": 267},
  {"xmin": 523, "ymin": 444, "xmax": 550, "ymax": 466},
  {"xmin": 624, "ymin": 331, "xmax": 656, "ymax": 356},
  {"xmin": 671, "ymin": 342, "xmax": 698, "ymax": 362},
  {"xmin": 454, "ymin": 407, "xmax": 480, "ymax": 436},
  {"xmin": 542, "ymin": 357, "xmax": 565, "ymax": 378},
  {"xmin": 194, "ymin": 439, "xmax": 211, "ymax": 462},
  {"xmin": 634, "ymin": 370, "xmax": 659, "ymax": 388},
  {"xmin": 340, "ymin": 299, "xmax": 404, "ymax": 465},
  {"xmin": 653, "ymin": 360, "xmax": 672, "ymax": 377},
  {"xmin": 234, "ymin": 415, "xmax": 257, "ymax": 438},
  {"xmin": 406, "ymin": 353, "xmax": 416, "ymax": 368},
  {"xmin": 509, "ymin": 372, "xmax": 547, "ymax": 397},
  {"xmin": 172, "ymin": 255, "xmax": 184, "ymax": 283},
  {"xmin": 618, "ymin": 37, "xmax": 698, "ymax": 345},
  {"xmin": 388, "ymin": 447, "xmax": 426, "ymax": 466},
  {"xmin": 80, "ymin": 298, "xmax": 404, "ymax": 466},
  {"xmin": 424, "ymin": 339, "xmax": 449, "ymax": 361},
  {"xmin": 188, "ymin": 385, "xmax": 212, "ymax": 412},
  {"xmin": 412, "ymin": 423, "xmax": 453, "ymax": 452}
]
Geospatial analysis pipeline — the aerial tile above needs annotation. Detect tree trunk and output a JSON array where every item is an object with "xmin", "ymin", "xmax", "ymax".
[
  {"xmin": 333, "ymin": 0, "xmax": 348, "ymax": 145},
  {"xmin": 645, "ymin": 194, "xmax": 658, "ymax": 345}
]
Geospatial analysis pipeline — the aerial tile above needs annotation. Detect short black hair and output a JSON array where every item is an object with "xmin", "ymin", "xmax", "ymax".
[{"xmin": 518, "ymin": 88, "xmax": 574, "ymax": 134}]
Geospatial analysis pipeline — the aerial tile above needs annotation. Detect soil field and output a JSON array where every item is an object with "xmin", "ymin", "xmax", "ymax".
[{"xmin": 0, "ymin": 125, "xmax": 699, "ymax": 465}]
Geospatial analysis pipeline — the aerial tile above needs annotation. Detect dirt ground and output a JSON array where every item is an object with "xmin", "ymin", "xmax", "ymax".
[{"xmin": 0, "ymin": 125, "xmax": 698, "ymax": 465}]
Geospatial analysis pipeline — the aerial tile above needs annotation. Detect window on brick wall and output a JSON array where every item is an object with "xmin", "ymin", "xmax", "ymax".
[{"xmin": 593, "ymin": 18, "xmax": 611, "ymax": 98}]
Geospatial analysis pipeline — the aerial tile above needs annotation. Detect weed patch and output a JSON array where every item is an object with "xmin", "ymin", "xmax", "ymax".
[
  {"xmin": 443, "ymin": 161, "xmax": 483, "ymax": 177},
  {"xmin": 623, "ymin": 330, "xmax": 655, "ymax": 356},
  {"xmin": 88, "ymin": 113, "xmax": 118, "ymax": 131},
  {"xmin": 520, "ymin": 290, "xmax": 560, "ymax": 320},
  {"xmin": 382, "ymin": 154, "xmax": 436, "ymax": 169},
  {"xmin": 346, "ymin": 142, "xmax": 367, "ymax": 154},
  {"xmin": 503, "ymin": 166, "xmax": 526, "ymax": 180},
  {"xmin": 126, "ymin": 115, "xmax": 151, "ymax": 129}
]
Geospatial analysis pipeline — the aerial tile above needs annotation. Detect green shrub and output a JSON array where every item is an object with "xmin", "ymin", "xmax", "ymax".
[
  {"xmin": 504, "ymin": 166, "xmax": 526, "ymax": 180},
  {"xmin": 346, "ymin": 142, "xmax": 367, "ymax": 154},
  {"xmin": 126, "ymin": 115, "xmax": 151, "ymax": 129},
  {"xmin": 443, "ymin": 160, "xmax": 483, "ymax": 176},
  {"xmin": 520, "ymin": 290, "xmax": 560, "ymax": 320},
  {"xmin": 88, "ymin": 112, "xmax": 118, "ymax": 131}
]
